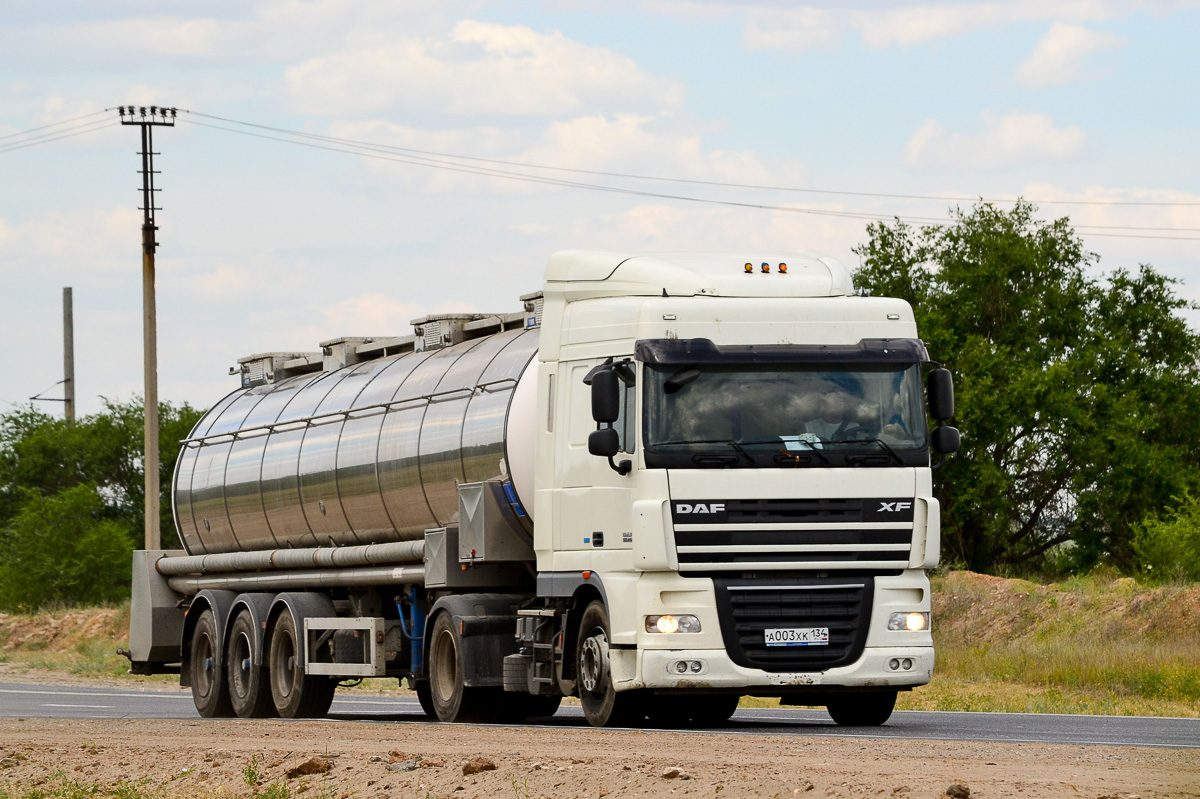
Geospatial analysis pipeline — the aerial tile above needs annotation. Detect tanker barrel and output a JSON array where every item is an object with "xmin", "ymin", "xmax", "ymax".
[{"xmin": 172, "ymin": 327, "xmax": 539, "ymax": 557}]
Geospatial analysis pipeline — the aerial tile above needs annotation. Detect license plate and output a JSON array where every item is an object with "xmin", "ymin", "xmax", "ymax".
[{"xmin": 764, "ymin": 627, "xmax": 829, "ymax": 647}]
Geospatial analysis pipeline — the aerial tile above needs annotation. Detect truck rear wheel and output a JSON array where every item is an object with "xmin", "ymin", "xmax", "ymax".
[
  {"xmin": 268, "ymin": 610, "xmax": 335, "ymax": 719},
  {"xmin": 189, "ymin": 609, "xmax": 234, "ymax": 718},
  {"xmin": 577, "ymin": 601, "xmax": 645, "ymax": 727},
  {"xmin": 826, "ymin": 690, "xmax": 897, "ymax": 726},
  {"xmin": 428, "ymin": 612, "xmax": 501, "ymax": 723},
  {"xmin": 225, "ymin": 611, "xmax": 274, "ymax": 718}
]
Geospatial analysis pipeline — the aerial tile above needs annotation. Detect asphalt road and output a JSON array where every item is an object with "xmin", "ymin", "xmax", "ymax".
[{"xmin": 1, "ymin": 680, "xmax": 1196, "ymax": 749}]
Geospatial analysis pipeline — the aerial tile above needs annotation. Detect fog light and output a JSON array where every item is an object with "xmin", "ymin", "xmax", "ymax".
[
  {"xmin": 902, "ymin": 658, "xmax": 913, "ymax": 670},
  {"xmin": 888, "ymin": 658, "xmax": 900, "ymax": 671},
  {"xmin": 888, "ymin": 612, "xmax": 929, "ymax": 632},
  {"xmin": 667, "ymin": 659, "xmax": 707, "ymax": 676},
  {"xmin": 646, "ymin": 615, "xmax": 701, "ymax": 633}
]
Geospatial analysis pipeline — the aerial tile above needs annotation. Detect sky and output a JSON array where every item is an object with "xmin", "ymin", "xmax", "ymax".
[{"xmin": 2, "ymin": 0, "xmax": 1198, "ymax": 417}]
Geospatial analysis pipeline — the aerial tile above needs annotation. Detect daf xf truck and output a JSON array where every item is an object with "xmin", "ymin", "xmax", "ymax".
[{"xmin": 126, "ymin": 250, "xmax": 959, "ymax": 727}]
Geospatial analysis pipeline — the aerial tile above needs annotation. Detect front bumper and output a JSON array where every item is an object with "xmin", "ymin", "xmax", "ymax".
[{"xmin": 635, "ymin": 644, "xmax": 933, "ymax": 691}]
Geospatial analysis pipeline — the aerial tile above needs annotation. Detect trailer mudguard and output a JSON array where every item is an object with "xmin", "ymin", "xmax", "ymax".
[
  {"xmin": 426, "ymin": 593, "xmax": 524, "ymax": 688},
  {"xmin": 179, "ymin": 589, "xmax": 238, "ymax": 688}
]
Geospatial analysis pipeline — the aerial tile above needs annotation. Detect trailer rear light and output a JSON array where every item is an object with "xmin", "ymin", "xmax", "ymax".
[
  {"xmin": 887, "ymin": 612, "xmax": 929, "ymax": 632},
  {"xmin": 646, "ymin": 614, "xmax": 701, "ymax": 634}
]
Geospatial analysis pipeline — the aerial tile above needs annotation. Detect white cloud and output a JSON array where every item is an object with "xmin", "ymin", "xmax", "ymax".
[
  {"xmin": 285, "ymin": 20, "xmax": 684, "ymax": 118},
  {"xmin": 1014, "ymin": 23, "xmax": 1125, "ymax": 88},
  {"xmin": 741, "ymin": 1, "xmax": 1189, "ymax": 52},
  {"xmin": 903, "ymin": 111, "xmax": 1087, "ymax": 171},
  {"xmin": 0, "ymin": 206, "xmax": 143, "ymax": 273}
]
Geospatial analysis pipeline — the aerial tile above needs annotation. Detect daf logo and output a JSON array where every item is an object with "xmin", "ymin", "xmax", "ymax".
[
  {"xmin": 675, "ymin": 503, "xmax": 725, "ymax": 514},
  {"xmin": 878, "ymin": 501, "xmax": 913, "ymax": 512}
]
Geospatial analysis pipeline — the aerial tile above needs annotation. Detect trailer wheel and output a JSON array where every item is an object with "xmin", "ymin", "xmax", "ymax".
[
  {"xmin": 225, "ymin": 611, "xmax": 274, "ymax": 718},
  {"xmin": 414, "ymin": 682, "xmax": 436, "ymax": 718},
  {"xmin": 189, "ymin": 609, "xmax": 234, "ymax": 718},
  {"xmin": 427, "ymin": 613, "xmax": 500, "ymax": 723},
  {"xmin": 268, "ymin": 610, "xmax": 335, "ymax": 719},
  {"xmin": 826, "ymin": 690, "xmax": 897, "ymax": 726},
  {"xmin": 576, "ymin": 601, "xmax": 645, "ymax": 727}
]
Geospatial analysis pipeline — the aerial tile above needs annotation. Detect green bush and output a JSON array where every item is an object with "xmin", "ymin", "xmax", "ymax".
[
  {"xmin": 1133, "ymin": 494, "xmax": 1200, "ymax": 581},
  {"xmin": 0, "ymin": 484, "xmax": 135, "ymax": 611}
]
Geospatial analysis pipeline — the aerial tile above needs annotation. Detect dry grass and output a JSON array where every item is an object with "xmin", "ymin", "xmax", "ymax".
[{"xmin": 2, "ymin": 572, "xmax": 1198, "ymax": 717}]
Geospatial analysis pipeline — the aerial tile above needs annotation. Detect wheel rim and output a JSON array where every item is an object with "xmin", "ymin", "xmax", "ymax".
[
  {"xmin": 431, "ymin": 628, "xmax": 458, "ymax": 704},
  {"xmin": 273, "ymin": 629, "xmax": 296, "ymax": 701},
  {"xmin": 195, "ymin": 633, "xmax": 215, "ymax": 698},
  {"xmin": 579, "ymin": 629, "xmax": 609, "ymax": 695},
  {"xmin": 231, "ymin": 631, "xmax": 252, "ymax": 699}
]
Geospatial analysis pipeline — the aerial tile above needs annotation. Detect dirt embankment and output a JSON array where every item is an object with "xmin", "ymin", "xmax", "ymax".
[{"xmin": 1, "ymin": 717, "xmax": 1196, "ymax": 799}]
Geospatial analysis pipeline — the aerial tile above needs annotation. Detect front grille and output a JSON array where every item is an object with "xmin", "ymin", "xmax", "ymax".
[
  {"xmin": 713, "ymin": 577, "xmax": 873, "ymax": 672},
  {"xmin": 672, "ymin": 498, "xmax": 914, "ymax": 571}
]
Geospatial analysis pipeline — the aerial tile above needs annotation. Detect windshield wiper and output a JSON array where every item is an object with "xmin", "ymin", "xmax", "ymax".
[
  {"xmin": 652, "ymin": 438, "xmax": 758, "ymax": 464},
  {"xmin": 826, "ymin": 437, "xmax": 905, "ymax": 465},
  {"xmin": 769, "ymin": 437, "xmax": 830, "ymax": 466}
]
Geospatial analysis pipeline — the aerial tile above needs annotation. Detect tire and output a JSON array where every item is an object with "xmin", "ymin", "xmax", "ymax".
[
  {"xmin": 414, "ymin": 682, "xmax": 436, "ymax": 719},
  {"xmin": 268, "ymin": 610, "xmax": 335, "ymax": 719},
  {"xmin": 427, "ymin": 613, "xmax": 501, "ymax": 723},
  {"xmin": 225, "ymin": 611, "xmax": 275, "ymax": 718},
  {"xmin": 576, "ymin": 601, "xmax": 645, "ymax": 728},
  {"xmin": 189, "ymin": 609, "xmax": 234, "ymax": 718},
  {"xmin": 826, "ymin": 690, "xmax": 897, "ymax": 726}
]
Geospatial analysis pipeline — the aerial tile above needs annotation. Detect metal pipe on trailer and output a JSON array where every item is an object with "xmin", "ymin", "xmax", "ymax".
[
  {"xmin": 154, "ymin": 540, "xmax": 426, "ymax": 576},
  {"xmin": 166, "ymin": 564, "xmax": 426, "ymax": 595}
]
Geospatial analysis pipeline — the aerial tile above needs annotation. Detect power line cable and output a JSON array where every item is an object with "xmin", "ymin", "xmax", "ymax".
[
  {"xmin": 0, "ymin": 109, "xmax": 107, "ymax": 142},
  {"xmin": 183, "ymin": 116, "xmax": 1200, "ymax": 241},
  {"xmin": 187, "ymin": 110, "xmax": 1200, "ymax": 209},
  {"xmin": 0, "ymin": 118, "xmax": 119, "ymax": 154}
]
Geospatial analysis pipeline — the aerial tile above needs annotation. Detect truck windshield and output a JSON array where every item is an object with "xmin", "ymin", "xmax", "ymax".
[{"xmin": 643, "ymin": 363, "xmax": 928, "ymax": 468}]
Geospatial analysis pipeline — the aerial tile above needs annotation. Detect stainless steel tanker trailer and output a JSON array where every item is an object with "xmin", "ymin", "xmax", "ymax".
[{"xmin": 126, "ymin": 250, "xmax": 959, "ymax": 727}]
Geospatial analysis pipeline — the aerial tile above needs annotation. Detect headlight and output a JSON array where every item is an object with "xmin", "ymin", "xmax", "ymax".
[
  {"xmin": 645, "ymin": 614, "xmax": 701, "ymax": 633},
  {"xmin": 887, "ymin": 612, "xmax": 929, "ymax": 632}
]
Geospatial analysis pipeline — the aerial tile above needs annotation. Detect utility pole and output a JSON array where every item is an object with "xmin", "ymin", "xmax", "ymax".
[
  {"xmin": 118, "ymin": 105, "xmax": 176, "ymax": 551},
  {"xmin": 63, "ymin": 287, "xmax": 74, "ymax": 423}
]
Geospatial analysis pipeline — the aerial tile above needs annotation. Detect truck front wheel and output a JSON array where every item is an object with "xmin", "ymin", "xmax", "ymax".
[
  {"xmin": 189, "ymin": 608, "xmax": 234, "ymax": 718},
  {"xmin": 576, "ymin": 601, "xmax": 644, "ymax": 727},
  {"xmin": 826, "ymin": 690, "xmax": 897, "ymax": 726}
]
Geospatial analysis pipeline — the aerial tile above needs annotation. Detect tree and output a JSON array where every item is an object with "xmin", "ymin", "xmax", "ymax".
[
  {"xmin": 0, "ymin": 485, "xmax": 135, "ymax": 611},
  {"xmin": 854, "ymin": 201, "xmax": 1200, "ymax": 573},
  {"xmin": 0, "ymin": 398, "xmax": 205, "ymax": 611},
  {"xmin": 0, "ymin": 398, "xmax": 204, "ymax": 547}
]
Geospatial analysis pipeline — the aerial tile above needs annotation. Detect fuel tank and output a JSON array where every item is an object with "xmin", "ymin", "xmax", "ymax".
[{"xmin": 172, "ymin": 328, "xmax": 539, "ymax": 555}]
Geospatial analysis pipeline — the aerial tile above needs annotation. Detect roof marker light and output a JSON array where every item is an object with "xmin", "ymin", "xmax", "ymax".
[
  {"xmin": 761, "ymin": 262, "xmax": 770, "ymax": 273},
  {"xmin": 779, "ymin": 263, "xmax": 788, "ymax": 273},
  {"xmin": 744, "ymin": 263, "xmax": 753, "ymax": 273}
]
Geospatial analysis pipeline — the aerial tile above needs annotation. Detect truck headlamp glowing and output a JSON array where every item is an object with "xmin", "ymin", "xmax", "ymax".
[
  {"xmin": 645, "ymin": 614, "xmax": 701, "ymax": 634},
  {"xmin": 888, "ymin": 612, "xmax": 929, "ymax": 632}
]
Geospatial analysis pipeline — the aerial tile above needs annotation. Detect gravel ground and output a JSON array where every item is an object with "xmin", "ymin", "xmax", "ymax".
[{"xmin": 1, "ymin": 716, "xmax": 1196, "ymax": 799}]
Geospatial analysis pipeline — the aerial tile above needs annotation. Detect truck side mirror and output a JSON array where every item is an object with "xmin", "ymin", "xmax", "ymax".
[
  {"xmin": 927, "ymin": 368, "xmax": 955, "ymax": 421},
  {"xmin": 591, "ymin": 368, "xmax": 621, "ymax": 423},
  {"xmin": 588, "ymin": 427, "xmax": 620, "ymax": 457},
  {"xmin": 931, "ymin": 425, "xmax": 960, "ymax": 455}
]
